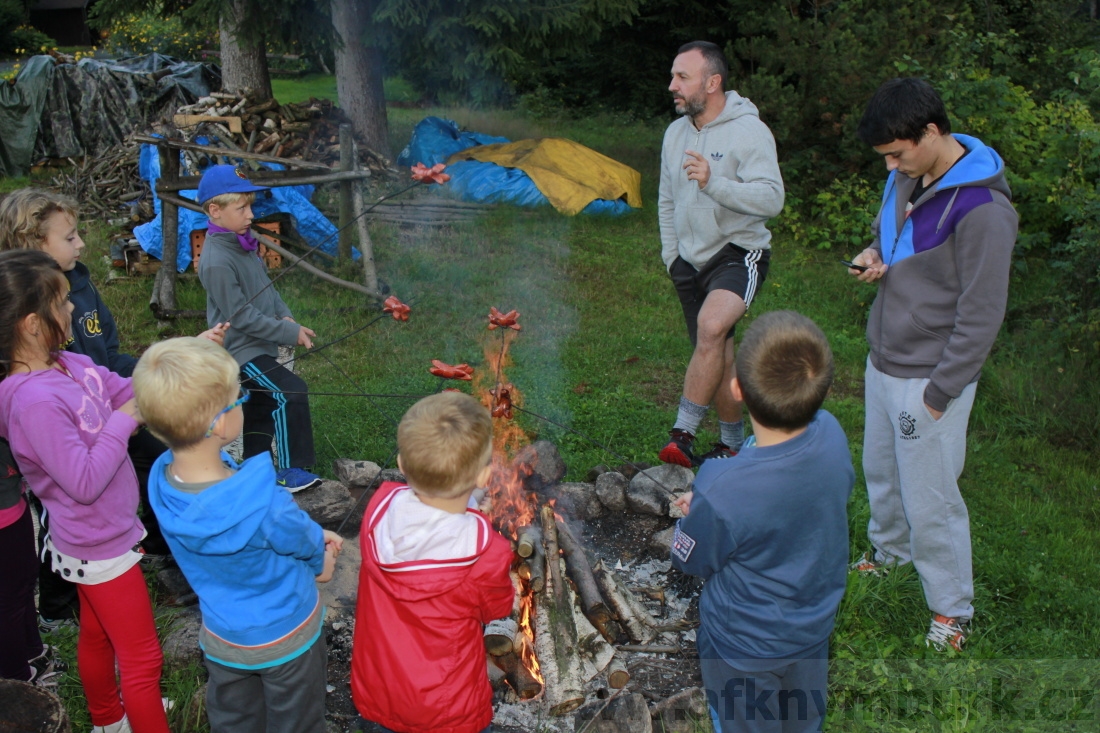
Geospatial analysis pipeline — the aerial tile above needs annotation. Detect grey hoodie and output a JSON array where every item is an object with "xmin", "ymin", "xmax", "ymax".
[
  {"xmin": 198, "ymin": 230, "xmax": 300, "ymax": 366},
  {"xmin": 867, "ymin": 133, "xmax": 1018, "ymax": 411},
  {"xmin": 658, "ymin": 90, "xmax": 785, "ymax": 270}
]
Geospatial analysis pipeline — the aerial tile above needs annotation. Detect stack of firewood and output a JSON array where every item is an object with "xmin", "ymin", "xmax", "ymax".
[
  {"xmin": 173, "ymin": 91, "xmax": 391, "ymax": 173},
  {"xmin": 47, "ymin": 140, "xmax": 153, "ymax": 225}
]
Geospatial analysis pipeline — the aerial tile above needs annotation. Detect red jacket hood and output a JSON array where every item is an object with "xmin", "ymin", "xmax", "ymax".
[{"xmin": 352, "ymin": 482, "xmax": 515, "ymax": 733}]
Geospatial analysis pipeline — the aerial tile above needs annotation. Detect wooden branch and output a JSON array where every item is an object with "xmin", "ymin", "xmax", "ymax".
[
  {"xmin": 484, "ymin": 617, "xmax": 519, "ymax": 657},
  {"xmin": 606, "ymin": 656, "xmax": 630, "ymax": 689},
  {"xmin": 155, "ymin": 169, "xmax": 371, "ymax": 193},
  {"xmin": 555, "ymin": 518, "xmax": 615, "ymax": 641},
  {"xmin": 516, "ymin": 524, "xmax": 541, "ymax": 558},
  {"xmin": 615, "ymin": 644, "xmax": 680, "ymax": 654},
  {"xmin": 173, "ymin": 114, "xmax": 242, "ymax": 134},
  {"xmin": 517, "ymin": 548, "xmax": 545, "ymax": 592},
  {"xmin": 534, "ymin": 556, "xmax": 587, "ymax": 716},
  {"xmin": 593, "ymin": 560, "xmax": 658, "ymax": 644},
  {"xmin": 540, "ymin": 505, "xmax": 563, "ymax": 602},
  {"xmin": 489, "ymin": 651, "xmax": 542, "ymax": 699},
  {"xmin": 132, "ymin": 134, "xmax": 331, "ymax": 170},
  {"xmin": 259, "ymin": 240, "xmax": 383, "ymax": 301}
]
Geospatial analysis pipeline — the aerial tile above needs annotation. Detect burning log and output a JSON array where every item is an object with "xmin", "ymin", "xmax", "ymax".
[
  {"xmin": 489, "ymin": 651, "xmax": 542, "ymax": 700},
  {"xmin": 593, "ymin": 560, "xmax": 659, "ymax": 644},
  {"xmin": 554, "ymin": 517, "xmax": 618, "ymax": 642},
  {"xmin": 534, "ymin": 561, "xmax": 587, "ymax": 715},
  {"xmin": 517, "ymin": 547, "xmax": 545, "ymax": 592},
  {"xmin": 516, "ymin": 524, "xmax": 541, "ymax": 558}
]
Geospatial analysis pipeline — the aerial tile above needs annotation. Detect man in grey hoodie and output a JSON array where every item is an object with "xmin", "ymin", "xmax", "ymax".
[
  {"xmin": 848, "ymin": 78, "xmax": 1018, "ymax": 652},
  {"xmin": 657, "ymin": 41, "xmax": 785, "ymax": 468}
]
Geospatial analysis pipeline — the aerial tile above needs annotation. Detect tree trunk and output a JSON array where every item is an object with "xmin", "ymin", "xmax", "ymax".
[
  {"xmin": 332, "ymin": 0, "xmax": 391, "ymax": 158},
  {"xmin": 219, "ymin": 0, "xmax": 273, "ymax": 99}
]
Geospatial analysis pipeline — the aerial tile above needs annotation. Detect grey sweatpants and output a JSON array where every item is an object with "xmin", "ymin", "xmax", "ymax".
[
  {"xmin": 862, "ymin": 359, "xmax": 976, "ymax": 620},
  {"xmin": 205, "ymin": 636, "xmax": 327, "ymax": 733}
]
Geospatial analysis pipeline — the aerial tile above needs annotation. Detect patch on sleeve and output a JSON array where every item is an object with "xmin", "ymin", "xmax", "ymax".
[{"xmin": 671, "ymin": 524, "xmax": 696, "ymax": 563}]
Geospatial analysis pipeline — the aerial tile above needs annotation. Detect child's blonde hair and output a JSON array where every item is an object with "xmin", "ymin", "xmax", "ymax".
[
  {"xmin": 133, "ymin": 337, "xmax": 240, "ymax": 449},
  {"xmin": 398, "ymin": 392, "xmax": 493, "ymax": 499},
  {"xmin": 0, "ymin": 189, "xmax": 79, "ymax": 252},
  {"xmin": 202, "ymin": 192, "xmax": 256, "ymax": 216}
]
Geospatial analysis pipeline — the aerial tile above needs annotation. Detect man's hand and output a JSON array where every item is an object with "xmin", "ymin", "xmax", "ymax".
[
  {"xmin": 851, "ymin": 247, "xmax": 888, "ymax": 283},
  {"xmin": 296, "ymin": 325, "xmax": 315, "ymax": 349},
  {"xmin": 672, "ymin": 491, "xmax": 694, "ymax": 516},
  {"xmin": 682, "ymin": 150, "xmax": 711, "ymax": 189},
  {"xmin": 199, "ymin": 322, "xmax": 229, "ymax": 346}
]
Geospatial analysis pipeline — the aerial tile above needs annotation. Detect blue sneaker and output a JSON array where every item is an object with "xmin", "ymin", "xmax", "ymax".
[{"xmin": 276, "ymin": 468, "xmax": 323, "ymax": 493}]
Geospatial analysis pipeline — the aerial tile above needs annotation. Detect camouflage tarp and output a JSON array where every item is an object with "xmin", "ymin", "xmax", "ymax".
[{"xmin": 0, "ymin": 53, "xmax": 220, "ymax": 177}]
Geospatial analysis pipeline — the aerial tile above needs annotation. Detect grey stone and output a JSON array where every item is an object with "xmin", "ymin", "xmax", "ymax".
[
  {"xmin": 293, "ymin": 480, "xmax": 355, "ymax": 526},
  {"xmin": 586, "ymin": 464, "xmax": 610, "ymax": 482},
  {"xmin": 617, "ymin": 461, "xmax": 650, "ymax": 480},
  {"xmin": 515, "ymin": 439, "xmax": 566, "ymax": 489},
  {"xmin": 573, "ymin": 692, "xmax": 652, "ymax": 732},
  {"xmin": 627, "ymin": 465, "xmax": 694, "ymax": 516},
  {"xmin": 161, "ymin": 606, "xmax": 203, "ymax": 670},
  {"xmin": 595, "ymin": 471, "xmax": 628, "ymax": 512},
  {"xmin": 154, "ymin": 564, "xmax": 197, "ymax": 607},
  {"xmin": 652, "ymin": 687, "xmax": 709, "ymax": 733},
  {"xmin": 553, "ymin": 481, "xmax": 604, "ymax": 521},
  {"xmin": 0, "ymin": 678, "xmax": 70, "ymax": 732},
  {"xmin": 332, "ymin": 458, "xmax": 382, "ymax": 488},
  {"xmin": 378, "ymin": 468, "xmax": 406, "ymax": 484},
  {"xmin": 649, "ymin": 525, "xmax": 676, "ymax": 555},
  {"xmin": 631, "ymin": 464, "xmax": 695, "ymax": 496}
]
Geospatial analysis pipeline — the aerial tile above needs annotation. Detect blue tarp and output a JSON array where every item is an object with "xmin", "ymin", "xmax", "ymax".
[
  {"xmin": 396, "ymin": 117, "xmax": 633, "ymax": 216},
  {"xmin": 134, "ymin": 140, "xmax": 343, "ymax": 272}
]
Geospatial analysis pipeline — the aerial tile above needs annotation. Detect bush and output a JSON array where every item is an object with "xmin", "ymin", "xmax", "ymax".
[
  {"xmin": 96, "ymin": 10, "xmax": 207, "ymax": 60},
  {"xmin": 0, "ymin": 0, "xmax": 55, "ymax": 58}
]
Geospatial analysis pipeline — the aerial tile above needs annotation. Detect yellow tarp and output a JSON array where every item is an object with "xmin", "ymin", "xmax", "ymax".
[{"xmin": 448, "ymin": 137, "xmax": 642, "ymax": 216}]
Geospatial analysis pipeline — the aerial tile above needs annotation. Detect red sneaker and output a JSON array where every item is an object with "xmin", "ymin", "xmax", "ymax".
[{"xmin": 659, "ymin": 429, "xmax": 697, "ymax": 467}]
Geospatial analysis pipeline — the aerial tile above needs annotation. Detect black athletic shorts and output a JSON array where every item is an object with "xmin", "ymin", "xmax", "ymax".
[{"xmin": 669, "ymin": 243, "xmax": 771, "ymax": 346}]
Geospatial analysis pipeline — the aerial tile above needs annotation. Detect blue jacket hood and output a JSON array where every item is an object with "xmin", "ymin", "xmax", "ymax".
[{"xmin": 148, "ymin": 450, "xmax": 325, "ymax": 647}]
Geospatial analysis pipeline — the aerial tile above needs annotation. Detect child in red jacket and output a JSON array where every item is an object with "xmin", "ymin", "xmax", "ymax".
[{"xmin": 351, "ymin": 392, "xmax": 513, "ymax": 733}]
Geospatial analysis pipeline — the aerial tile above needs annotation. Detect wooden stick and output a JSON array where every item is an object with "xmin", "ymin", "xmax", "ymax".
[
  {"xmin": 517, "ymin": 549, "xmax": 545, "ymax": 592},
  {"xmin": 593, "ymin": 560, "xmax": 658, "ymax": 644},
  {"xmin": 132, "ymin": 134, "xmax": 331, "ymax": 170},
  {"xmin": 259, "ymin": 240, "xmax": 383, "ymax": 300},
  {"xmin": 606, "ymin": 656, "xmax": 630, "ymax": 689},
  {"xmin": 489, "ymin": 650, "xmax": 542, "ymax": 699},
  {"xmin": 154, "ymin": 169, "xmax": 371, "ymax": 193},
  {"xmin": 540, "ymin": 505, "xmax": 562, "ymax": 602},
  {"xmin": 516, "ymin": 524, "xmax": 541, "ymax": 558},
  {"xmin": 534, "ymin": 556, "xmax": 587, "ymax": 716},
  {"xmin": 351, "ymin": 137, "xmax": 380, "ymax": 294},
  {"xmin": 615, "ymin": 644, "xmax": 681, "ymax": 654},
  {"xmin": 484, "ymin": 617, "xmax": 519, "ymax": 656},
  {"xmin": 554, "ymin": 518, "xmax": 616, "ymax": 640}
]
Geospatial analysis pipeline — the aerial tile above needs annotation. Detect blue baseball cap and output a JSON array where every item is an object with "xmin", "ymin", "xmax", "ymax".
[{"xmin": 197, "ymin": 164, "xmax": 270, "ymax": 205}]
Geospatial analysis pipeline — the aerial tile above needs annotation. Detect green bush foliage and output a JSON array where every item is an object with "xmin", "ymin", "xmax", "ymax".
[
  {"xmin": 95, "ymin": 8, "xmax": 207, "ymax": 59},
  {"xmin": 0, "ymin": 0, "xmax": 55, "ymax": 57}
]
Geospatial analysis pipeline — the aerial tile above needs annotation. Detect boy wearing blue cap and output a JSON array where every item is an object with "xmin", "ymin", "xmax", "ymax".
[{"xmin": 196, "ymin": 165, "xmax": 322, "ymax": 492}]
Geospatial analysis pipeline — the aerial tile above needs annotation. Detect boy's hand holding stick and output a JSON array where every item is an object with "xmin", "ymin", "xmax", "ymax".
[{"xmin": 672, "ymin": 491, "xmax": 693, "ymax": 516}]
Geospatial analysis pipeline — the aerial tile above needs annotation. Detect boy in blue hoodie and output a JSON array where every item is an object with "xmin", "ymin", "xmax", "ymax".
[
  {"xmin": 133, "ymin": 337, "xmax": 342, "ymax": 733},
  {"xmin": 671, "ymin": 311, "xmax": 853, "ymax": 733}
]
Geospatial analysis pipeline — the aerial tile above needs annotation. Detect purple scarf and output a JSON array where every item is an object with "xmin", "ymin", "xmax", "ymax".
[{"xmin": 207, "ymin": 222, "xmax": 260, "ymax": 252}]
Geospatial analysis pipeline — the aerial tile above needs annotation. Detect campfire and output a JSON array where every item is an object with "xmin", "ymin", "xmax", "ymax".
[{"xmin": 476, "ymin": 316, "xmax": 652, "ymax": 715}]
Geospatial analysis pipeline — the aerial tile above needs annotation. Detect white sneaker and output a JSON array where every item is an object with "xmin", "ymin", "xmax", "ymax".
[{"xmin": 90, "ymin": 699, "xmax": 172, "ymax": 733}]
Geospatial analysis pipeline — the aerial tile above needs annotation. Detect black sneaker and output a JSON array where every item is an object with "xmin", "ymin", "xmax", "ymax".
[
  {"xmin": 659, "ymin": 429, "xmax": 697, "ymax": 467},
  {"xmin": 698, "ymin": 442, "xmax": 738, "ymax": 462},
  {"xmin": 27, "ymin": 645, "xmax": 65, "ymax": 688}
]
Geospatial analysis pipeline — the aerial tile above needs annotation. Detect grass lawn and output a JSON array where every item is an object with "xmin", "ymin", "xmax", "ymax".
[{"xmin": 41, "ymin": 79, "xmax": 1100, "ymax": 731}]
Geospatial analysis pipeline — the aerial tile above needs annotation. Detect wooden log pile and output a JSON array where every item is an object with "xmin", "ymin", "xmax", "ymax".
[
  {"xmin": 48, "ymin": 140, "xmax": 152, "ymax": 224},
  {"xmin": 486, "ymin": 501, "xmax": 673, "ymax": 716},
  {"xmin": 172, "ymin": 91, "xmax": 391, "ymax": 174}
]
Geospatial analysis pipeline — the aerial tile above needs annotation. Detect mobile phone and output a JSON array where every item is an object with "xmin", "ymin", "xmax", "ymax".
[{"xmin": 840, "ymin": 259, "xmax": 868, "ymax": 273}]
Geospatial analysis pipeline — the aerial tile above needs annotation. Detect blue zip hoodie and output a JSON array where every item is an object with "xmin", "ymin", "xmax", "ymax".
[
  {"xmin": 868, "ymin": 133, "xmax": 1018, "ymax": 411},
  {"xmin": 65, "ymin": 262, "xmax": 138, "ymax": 377},
  {"xmin": 147, "ymin": 451, "xmax": 325, "ymax": 649}
]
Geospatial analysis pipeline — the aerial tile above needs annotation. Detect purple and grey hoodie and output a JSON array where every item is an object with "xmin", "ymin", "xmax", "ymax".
[{"xmin": 867, "ymin": 133, "xmax": 1018, "ymax": 411}]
